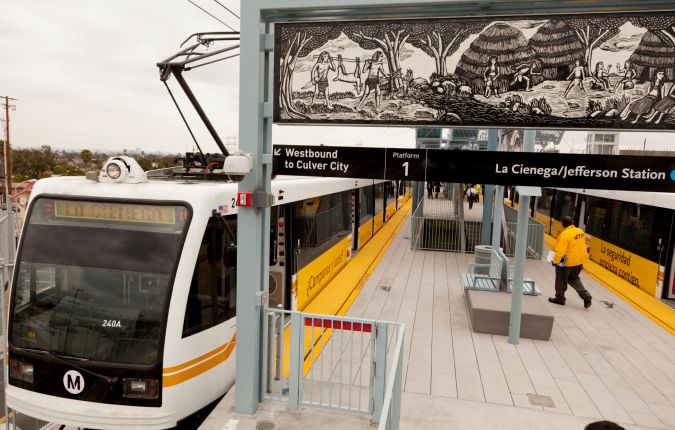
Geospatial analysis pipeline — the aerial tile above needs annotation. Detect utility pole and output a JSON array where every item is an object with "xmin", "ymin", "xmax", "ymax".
[
  {"xmin": 2, "ymin": 97, "xmax": 17, "ymax": 196},
  {"xmin": 1, "ymin": 96, "xmax": 17, "ymax": 266}
]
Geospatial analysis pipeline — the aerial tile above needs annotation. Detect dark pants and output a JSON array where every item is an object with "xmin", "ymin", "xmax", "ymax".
[{"xmin": 554, "ymin": 265, "xmax": 591, "ymax": 302}]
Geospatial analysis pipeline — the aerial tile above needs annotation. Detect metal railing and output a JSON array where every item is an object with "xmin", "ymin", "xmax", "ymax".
[
  {"xmin": 502, "ymin": 205, "xmax": 545, "ymax": 259},
  {"xmin": 411, "ymin": 198, "xmax": 481, "ymax": 253},
  {"xmin": 264, "ymin": 308, "xmax": 404, "ymax": 428},
  {"xmin": 411, "ymin": 197, "xmax": 544, "ymax": 258}
]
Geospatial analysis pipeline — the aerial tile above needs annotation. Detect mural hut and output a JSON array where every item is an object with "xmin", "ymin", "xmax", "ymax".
[
  {"xmin": 529, "ymin": 20, "xmax": 585, "ymax": 81},
  {"xmin": 629, "ymin": 30, "xmax": 675, "ymax": 82},
  {"xmin": 455, "ymin": 22, "xmax": 537, "ymax": 95}
]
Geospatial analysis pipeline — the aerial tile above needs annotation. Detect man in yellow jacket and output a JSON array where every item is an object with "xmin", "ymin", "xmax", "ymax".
[{"xmin": 549, "ymin": 216, "xmax": 592, "ymax": 308}]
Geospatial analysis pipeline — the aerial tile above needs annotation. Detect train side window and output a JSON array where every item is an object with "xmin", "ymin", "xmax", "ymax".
[{"xmin": 183, "ymin": 213, "xmax": 237, "ymax": 338}]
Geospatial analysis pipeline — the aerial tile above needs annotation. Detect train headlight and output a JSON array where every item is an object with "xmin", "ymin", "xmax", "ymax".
[
  {"xmin": 9, "ymin": 359, "xmax": 34, "ymax": 384},
  {"xmin": 106, "ymin": 162, "xmax": 123, "ymax": 180},
  {"xmin": 123, "ymin": 378, "xmax": 159, "ymax": 399},
  {"xmin": 99, "ymin": 156, "xmax": 148, "ymax": 184}
]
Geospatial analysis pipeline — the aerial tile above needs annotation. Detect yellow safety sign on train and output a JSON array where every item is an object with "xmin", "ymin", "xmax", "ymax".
[
  {"xmin": 296, "ymin": 235, "xmax": 352, "ymax": 311},
  {"xmin": 588, "ymin": 236, "xmax": 659, "ymax": 296}
]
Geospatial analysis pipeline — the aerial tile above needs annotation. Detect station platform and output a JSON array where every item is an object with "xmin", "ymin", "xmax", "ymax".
[{"xmin": 203, "ymin": 200, "xmax": 675, "ymax": 430}]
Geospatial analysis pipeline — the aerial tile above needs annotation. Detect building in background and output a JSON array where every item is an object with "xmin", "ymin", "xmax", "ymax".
[{"xmin": 585, "ymin": 131, "xmax": 619, "ymax": 155}]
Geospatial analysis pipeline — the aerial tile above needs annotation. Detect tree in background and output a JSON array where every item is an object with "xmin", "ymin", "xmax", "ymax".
[
  {"xmin": 13, "ymin": 146, "xmax": 57, "ymax": 179},
  {"xmin": 344, "ymin": 22, "xmax": 413, "ymax": 95},
  {"xmin": 409, "ymin": 20, "xmax": 486, "ymax": 77},
  {"xmin": 563, "ymin": 17, "xmax": 627, "ymax": 72},
  {"xmin": 278, "ymin": 25, "xmax": 342, "ymax": 119},
  {"xmin": 80, "ymin": 149, "xmax": 93, "ymax": 165},
  {"xmin": 628, "ymin": 15, "xmax": 675, "ymax": 46}
]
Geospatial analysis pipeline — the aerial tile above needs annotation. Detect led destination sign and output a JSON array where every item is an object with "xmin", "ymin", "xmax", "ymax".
[
  {"xmin": 273, "ymin": 145, "xmax": 675, "ymax": 193},
  {"xmin": 54, "ymin": 200, "xmax": 177, "ymax": 225}
]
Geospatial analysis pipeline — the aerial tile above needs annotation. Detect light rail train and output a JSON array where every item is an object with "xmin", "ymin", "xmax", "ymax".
[
  {"xmin": 532, "ymin": 187, "xmax": 675, "ymax": 301},
  {"xmin": 6, "ymin": 157, "xmax": 410, "ymax": 429}
]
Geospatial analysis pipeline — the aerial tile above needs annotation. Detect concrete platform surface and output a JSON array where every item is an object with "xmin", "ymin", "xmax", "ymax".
[
  {"xmin": 200, "ymin": 387, "xmax": 372, "ymax": 430},
  {"xmin": 202, "ymin": 388, "xmax": 648, "ymax": 430}
]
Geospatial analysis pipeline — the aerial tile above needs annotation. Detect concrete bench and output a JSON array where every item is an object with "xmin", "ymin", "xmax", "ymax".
[
  {"xmin": 496, "ymin": 248, "xmax": 542, "ymax": 296},
  {"xmin": 461, "ymin": 249, "xmax": 506, "ymax": 292},
  {"xmin": 465, "ymin": 289, "xmax": 554, "ymax": 341}
]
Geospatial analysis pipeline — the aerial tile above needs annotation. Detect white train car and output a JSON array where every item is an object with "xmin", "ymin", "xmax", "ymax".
[
  {"xmin": 6, "ymin": 157, "xmax": 407, "ymax": 429},
  {"xmin": 534, "ymin": 187, "xmax": 675, "ymax": 301}
]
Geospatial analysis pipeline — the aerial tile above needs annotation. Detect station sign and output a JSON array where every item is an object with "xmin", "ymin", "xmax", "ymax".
[
  {"xmin": 274, "ymin": 11, "xmax": 675, "ymax": 132},
  {"xmin": 273, "ymin": 145, "xmax": 675, "ymax": 192}
]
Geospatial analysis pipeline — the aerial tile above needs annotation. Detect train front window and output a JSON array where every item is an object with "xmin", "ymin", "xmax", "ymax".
[{"xmin": 11, "ymin": 198, "xmax": 189, "ymax": 366}]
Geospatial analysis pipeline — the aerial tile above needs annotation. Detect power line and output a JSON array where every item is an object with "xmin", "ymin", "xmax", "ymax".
[
  {"xmin": 186, "ymin": 0, "xmax": 236, "ymax": 32},
  {"xmin": 213, "ymin": 0, "xmax": 239, "ymax": 20}
]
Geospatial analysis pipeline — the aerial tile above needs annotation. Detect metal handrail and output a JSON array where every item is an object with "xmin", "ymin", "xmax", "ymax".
[
  {"xmin": 264, "ymin": 307, "xmax": 404, "ymax": 428},
  {"xmin": 377, "ymin": 326, "xmax": 404, "ymax": 430}
]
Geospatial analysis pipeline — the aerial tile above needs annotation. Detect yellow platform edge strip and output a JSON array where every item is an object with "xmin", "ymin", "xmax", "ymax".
[
  {"xmin": 282, "ymin": 201, "xmax": 412, "ymax": 375},
  {"xmin": 544, "ymin": 234, "xmax": 675, "ymax": 335}
]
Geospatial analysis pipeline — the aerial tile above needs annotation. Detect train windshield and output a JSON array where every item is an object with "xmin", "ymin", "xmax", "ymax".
[{"xmin": 10, "ymin": 198, "xmax": 190, "ymax": 366}]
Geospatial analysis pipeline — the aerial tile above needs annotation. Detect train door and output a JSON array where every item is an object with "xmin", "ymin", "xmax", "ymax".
[
  {"xmin": 357, "ymin": 184, "xmax": 375, "ymax": 250},
  {"xmin": 577, "ymin": 196, "xmax": 586, "ymax": 231},
  {"xmin": 268, "ymin": 206, "xmax": 287, "ymax": 310},
  {"xmin": 670, "ymin": 243, "xmax": 675, "ymax": 299}
]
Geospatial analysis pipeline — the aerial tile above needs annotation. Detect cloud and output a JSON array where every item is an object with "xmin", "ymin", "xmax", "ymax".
[
  {"xmin": 600, "ymin": 34, "xmax": 642, "ymax": 52},
  {"xmin": 510, "ymin": 20, "xmax": 547, "ymax": 30}
]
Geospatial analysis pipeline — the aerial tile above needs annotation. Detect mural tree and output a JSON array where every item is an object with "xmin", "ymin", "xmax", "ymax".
[
  {"xmin": 277, "ymin": 25, "xmax": 341, "ymax": 119},
  {"xmin": 344, "ymin": 23, "xmax": 412, "ymax": 94},
  {"xmin": 408, "ymin": 21, "xmax": 486, "ymax": 76},
  {"xmin": 628, "ymin": 15, "xmax": 675, "ymax": 46},
  {"xmin": 563, "ymin": 16, "xmax": 627, "ymax": 71}
]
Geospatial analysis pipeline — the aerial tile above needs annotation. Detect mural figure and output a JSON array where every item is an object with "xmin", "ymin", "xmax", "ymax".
[
  {"xmin": 648, "ymin": 80, "xmax": 675, "ymax": 124},
  {"xmin": 510, "ymin": 61, "xmax": 542, "ymax": 92},
  {"xmin": 621, "ymin": 69, "xmax": 666, "ymax": 124},
  {"xmin": 483, "ymin": 56, "xmax": 501, "ymax": 98},
  {"xmin": 591, "ymin": 62, "xmax": 612, "ymax": 91},
  {"xmin": 564, "ymin": 60, "xmax": 589, "ymax": 98},
  {"xmin": 307, "ymin": 51, "xmax": 336, "ymax": 109},
  {"xmin": 613, "ymin": 61, "xmax": 637, "ymax": 92},
  {"xmin": 275, "ymin": 12, "xmax": 675, "ymax": 129},
  {"xmin": 356, "ymin": 51, "xmax": 389, "ymax": 112}
]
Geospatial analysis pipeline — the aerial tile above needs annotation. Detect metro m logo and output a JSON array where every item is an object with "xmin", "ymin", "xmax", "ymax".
[{"xmin": 63, "ymin": 370, "xmax": 85, "ymax": 394}]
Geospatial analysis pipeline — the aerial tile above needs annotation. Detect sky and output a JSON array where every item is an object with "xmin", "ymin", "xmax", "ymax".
[{"xmin": 1, "ymin": 2, "xmax": 673, "ymax": 155}]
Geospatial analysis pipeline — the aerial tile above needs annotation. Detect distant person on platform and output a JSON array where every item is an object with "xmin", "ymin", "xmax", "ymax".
[
  {"xmin": 549, "ymin": 216, "xmax": 592, "ymax": 308},
  {"xmin": 467, "ymin": 185, "xmax": 477, "ymax": 210},
  {"xmin": 427, "ymin": 181, "xmax": 434, "ymax": 199}
]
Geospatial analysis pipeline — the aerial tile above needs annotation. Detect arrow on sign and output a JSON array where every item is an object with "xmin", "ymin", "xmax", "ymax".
[{"xmin": 274, "ymin": 148, "xmax": 281, "ymax": 156}]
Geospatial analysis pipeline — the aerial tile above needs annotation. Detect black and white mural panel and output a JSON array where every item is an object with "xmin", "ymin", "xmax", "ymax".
[{"xmin": 274, "ymin": 12, "xmax": 675, "ymax": 130}]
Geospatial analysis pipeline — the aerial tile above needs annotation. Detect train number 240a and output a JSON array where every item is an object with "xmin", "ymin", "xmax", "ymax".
[{"xmin": 102, "ymin": 320, "xmax": 122, "ymax": 328}]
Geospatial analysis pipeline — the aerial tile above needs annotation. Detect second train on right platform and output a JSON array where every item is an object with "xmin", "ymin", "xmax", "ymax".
[{"xmin": 527, "ymin": 187, "xmax": 675, "ymax": 301}]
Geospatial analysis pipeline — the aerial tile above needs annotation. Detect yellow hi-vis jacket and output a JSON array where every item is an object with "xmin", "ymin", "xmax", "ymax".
[{"xmin": 553, "ymin": 225, "xmax": 588, "ymax": 267}]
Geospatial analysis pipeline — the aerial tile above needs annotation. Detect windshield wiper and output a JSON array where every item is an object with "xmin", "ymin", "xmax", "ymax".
[{"xmin": 15, "ymin": 347, "xmax": 118, "ymax": 385}]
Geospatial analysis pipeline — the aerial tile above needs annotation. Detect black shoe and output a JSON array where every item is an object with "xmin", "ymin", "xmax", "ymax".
[
  {"xmin": 548, "ymin": 297, "xmax": 565, "ymax": 306},
  {"xmin": 584, "ymin": 296, "xmax": 592, "ymax": 309}
]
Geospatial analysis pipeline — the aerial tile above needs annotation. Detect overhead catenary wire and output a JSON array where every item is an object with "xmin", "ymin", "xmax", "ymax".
[
  {"xmin": 212, "ymin": 0, "xmax": 239, "ymax": 21},
  {"xmin": 186, "ymin": 0, "xmax": 236, "ymax": 32}
]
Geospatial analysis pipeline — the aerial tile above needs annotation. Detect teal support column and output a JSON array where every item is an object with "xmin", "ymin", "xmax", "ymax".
[
  {"xmin": 491, "ymin": 184, "xmax": 504, "ymax": 250},
  {"xmin": 508, "ymin": 130, "xmax": 535, "ymax": 345},
  {"xmin": 481, "ymin": 130, "xmax": 499, "ymax": 245},
  {"xmin": 236, "ymin": 1, "xmax": 270, "ymax": 413}
]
